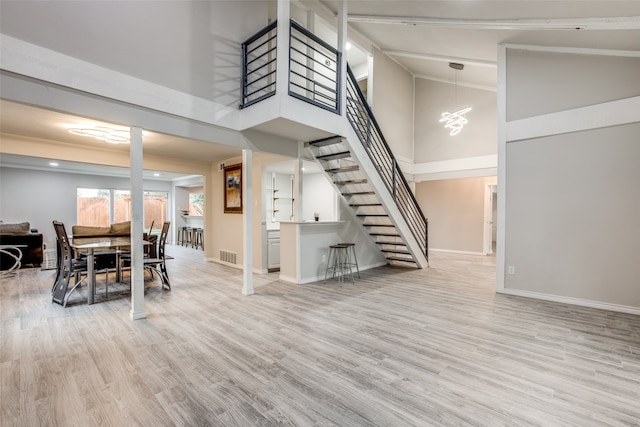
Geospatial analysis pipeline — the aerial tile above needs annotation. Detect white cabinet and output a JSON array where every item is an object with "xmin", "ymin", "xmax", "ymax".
[{"xmin": 267, "ymin": 230, "xmax": 280, "ymax": 271}]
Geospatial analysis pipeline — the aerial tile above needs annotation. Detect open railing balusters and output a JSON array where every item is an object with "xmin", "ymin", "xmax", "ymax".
[
  {"xmin": 346, "ymin": 65, "xmax": 429, "ymax": 259},
  {"xmin": 242, "ymin": 20, "xmax": 341, "ymax": 114},
  {"xmin": 241, "ymin": 21, "xmax": 278, "ymax": 109},
  {"xmin": 288, "ymin": 20, "xmax": 341, "ymax": 114}
]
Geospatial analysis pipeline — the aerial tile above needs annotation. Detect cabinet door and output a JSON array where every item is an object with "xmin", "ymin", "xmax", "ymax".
[{"xmin": 268, "ymin": 239, "xmax": 280, "ymax": 269}]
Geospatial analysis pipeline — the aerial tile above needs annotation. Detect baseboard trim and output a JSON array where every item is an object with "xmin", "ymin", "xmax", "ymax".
[
  {"xmin": 278, "ymin": 274, "xmax": 299, "ymax": 284},
  {"xmin": 430, "ymin": 248, "xmax": 486, "ymax": 256},
  {"xmin": 498, "ymin": 288, "xmax": 640, "ymax": 316},
  {"xmin": 210, "ymin": 258, "xmax": 243, "ymax": 270}
]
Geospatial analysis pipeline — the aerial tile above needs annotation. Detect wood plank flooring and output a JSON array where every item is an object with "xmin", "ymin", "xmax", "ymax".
[{"xmin": 1, "ymin": 246, "xmax": 639, "ymax": 426}]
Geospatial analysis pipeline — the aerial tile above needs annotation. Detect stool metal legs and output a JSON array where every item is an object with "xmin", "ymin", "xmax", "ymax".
[
  {"xmin": 178, "ymin": 227, "xmax": 190, "ymax": 246},
  {"xmin": 339, "ymin": 243, "xmax": 360, "ymax": 279},
  {"xmin": 191, "ymin": 228, "xmax": 203, "ymax": 250},
  {"xmin": 178, "ymin": 226, "xmax": 203, "ymax": 250},
  {"xmin": 324, "ymin": 244, "xmax": 353, "ymax": 283}
]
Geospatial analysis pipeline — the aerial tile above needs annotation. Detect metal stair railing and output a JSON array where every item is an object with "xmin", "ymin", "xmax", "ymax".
[{"xmin": 346, "ymin": 65, "xmax": 428, "ymax": 259}]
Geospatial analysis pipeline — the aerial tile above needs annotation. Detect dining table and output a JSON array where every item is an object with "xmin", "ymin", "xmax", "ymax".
[{"xmin": 70, "ymin": 237, "xmax": 149, "ymax": 304}]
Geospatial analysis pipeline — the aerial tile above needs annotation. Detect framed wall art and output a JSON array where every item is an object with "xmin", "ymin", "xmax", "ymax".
[{"xmin": 224, "ymin": 163, "xmax": 242, "ymax": 213}]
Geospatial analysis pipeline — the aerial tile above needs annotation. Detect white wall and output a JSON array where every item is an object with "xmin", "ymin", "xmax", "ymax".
[
  {"xmin": 302, "ymin": 173, "xmax": 336, "ymax": 222},
  {"xmin": 415, "ymin": 176, "xmax": 496, "ymax": 254},
  {"xmin": 501, "ymin": 46, "xmax": 640, "ymax": 312},
  {"xmin": 414, "ymin": 78, "xmax": 497, "ymax": 164},
  {"xmin": 372, "ymin": 47, "xmax": 414, "ymax": 163},
  {"xmin": 0, "ymin": 167, "xmax": 172, "ymax": 251},
  {"xmin": 0, "ymin": 0, "xmax": 270, "ymax": 108}
]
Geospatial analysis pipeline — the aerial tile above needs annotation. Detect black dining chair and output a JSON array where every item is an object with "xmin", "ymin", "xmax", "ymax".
[
  {"xmin": 52, "ymin": 221, "xmax": 113, "ymax": 306},
  {"xmin": 143, "ymin": 221, "xmax": 171, "ymax": 289},
  {"xmin": 51, "ymin": 220, "xmax": 89, "ymax": 306},
  {"xmin": 121, "ymin": 221, "xmax": 171, "ymax": 290}
]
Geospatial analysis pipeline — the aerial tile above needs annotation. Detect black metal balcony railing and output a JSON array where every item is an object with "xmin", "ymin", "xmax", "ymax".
[
  {"xmin": 241, "ymin": 21, "xmax": 278, "ymax": 109},
  {"xmin": 241, "ymin": 20, "xmax": 341, "ymax": 114},
  {"xmin": 346, "ymin": 65, "xmax": 429, "ymax": 259},
  {"xmin": 288, "ymin": 20, "xmax": 341, "ymax": 114}
]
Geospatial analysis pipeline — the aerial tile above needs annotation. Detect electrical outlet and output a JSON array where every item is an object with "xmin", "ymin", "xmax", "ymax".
[{"xmin": 507, "ymin": 266, "xmax": 516, "ymax": 275}]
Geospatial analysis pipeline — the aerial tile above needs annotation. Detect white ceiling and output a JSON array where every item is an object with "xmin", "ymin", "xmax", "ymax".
[
  {"xmin": 0, "ymin": 99, "xmax": 241, "ymax": 181},
  {"xmin": 1, "ymin": 1, "xmax": 639, "ymax": 179},
  {"xmin": 323, "ymin": 0, "xmax": 640, "ymax": 88}
]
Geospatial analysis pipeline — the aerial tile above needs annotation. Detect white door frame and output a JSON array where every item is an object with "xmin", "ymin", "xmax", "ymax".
[{"xmin": 483, "ymin": 184, "xmax": 498, "ymax": 255}]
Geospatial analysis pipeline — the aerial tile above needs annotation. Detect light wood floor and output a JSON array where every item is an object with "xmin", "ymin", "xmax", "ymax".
[{"xmin": 1, "ymin": 246, "xmax": 639, "ymax": 426}]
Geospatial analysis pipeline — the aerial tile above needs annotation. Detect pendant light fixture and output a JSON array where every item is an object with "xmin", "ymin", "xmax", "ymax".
[{"xmin": 439, "ymin": 62, "xmax": 472, "ymax": 136}]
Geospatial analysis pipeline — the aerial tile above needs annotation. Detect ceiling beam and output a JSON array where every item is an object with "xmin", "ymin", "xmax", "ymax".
[
  {"xmin": 348, "ymin": 15, "xmax": 640, "ymax": 30},
  {"xmin": 383, "ymin": 50, "xmax": 497, "ymax": 68}
]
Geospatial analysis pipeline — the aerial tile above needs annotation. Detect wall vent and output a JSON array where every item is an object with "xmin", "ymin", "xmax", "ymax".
[{"xmin": 219, "ymin": 250, "xmax": 237, "ymax": 264}]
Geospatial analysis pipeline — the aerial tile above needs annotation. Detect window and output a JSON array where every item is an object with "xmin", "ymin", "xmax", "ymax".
[
  {"xmin": 189, "ymin": 193, "xmax": 204, "ymax": 216},
  {"xmin": 77, "ymin": 188, "xmax": 168, "ymax": 228},
  {"xmin": 77, "ymin": 188, "xmax": 110, "ymax": 226}
]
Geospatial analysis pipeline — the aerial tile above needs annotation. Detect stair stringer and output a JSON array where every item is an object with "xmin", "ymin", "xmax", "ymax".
[{"xmin": 308, "ymin": 128, "xmax": 428, "ymax": 269}]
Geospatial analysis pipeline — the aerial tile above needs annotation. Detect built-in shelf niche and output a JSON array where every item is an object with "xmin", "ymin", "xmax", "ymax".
[{"xmin": 270, "ymin": 172, "xmax": 294, "ymax": 223}]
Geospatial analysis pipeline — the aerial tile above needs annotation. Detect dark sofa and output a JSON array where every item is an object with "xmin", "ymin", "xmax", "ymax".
[{"xmin": 0, "ymin": 222, "xmax": 44, "ymax": 269}]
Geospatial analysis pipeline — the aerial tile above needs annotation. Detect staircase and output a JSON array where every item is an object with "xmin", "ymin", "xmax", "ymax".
[
  {"xmin": 241, "ymin": 21, "xmax": 429, "ymax": 268},
  {"xmin": 306, "ymin": 133, "xmax": 427, "ymax": 267}
]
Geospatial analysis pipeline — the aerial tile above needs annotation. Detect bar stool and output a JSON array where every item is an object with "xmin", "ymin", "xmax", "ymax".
[
  {"xmin": 338, "ymin": 242, "xmax": 360, "ymax": 278},
  {"xmin": 178, "ymin": 226, "xmax": 191, "ymax": 246},
  {"xmin": 191, "ymin": 227, "xmax": 203, "ymax": 250},
  {"xmin": 324, "ymin": 244, "xmax": 353, "ymax": 283}
]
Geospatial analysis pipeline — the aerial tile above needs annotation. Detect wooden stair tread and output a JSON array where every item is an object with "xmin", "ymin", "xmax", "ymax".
[
  {"xmin": 334, "ymin": 179, "xmax": 368, "ymax": 185},
  {"xmin": 357, "ymin": 214, "xmax": 388, "ymax": 217},
  {"xmin": 308, "ymin": 136, "xmax": 342, "ymax": 147},
  {"xmin": 349, "ymin": 203, "xmax": 382, "ymax": 207},
  {"xmin": 326, "ymin": 165, "xmax": 360, "ymax": 173},
  {"xmin": 342, "ymin": 191, "xmax": 375, "ymax": 196},
  {"xmin": 381, "ymin": 249, "xmax": 411, "ymax": 255},
  {"xmin": 375, "ymin": 241, "xmax": 407, "ymax": 246},
  {"xmin": 386, "ymin": 257, "xmax": 417, "ymax": 263},
  {"xmin": 317, "ymin": 151, "xmax": 351, "ymax": 161},
  {"xmin": 370, "ymin": 232, "xmax": 401, "ymax": 237}
]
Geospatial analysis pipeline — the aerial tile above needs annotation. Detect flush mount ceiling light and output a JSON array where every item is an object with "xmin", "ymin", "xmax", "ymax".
[
  {"xmin": 68, "ymin": 126, "xmax": 130, "ymax": 144},
  {"xmin": 439, "ymin": 62, "xmax": 472, "ymax": 136}
]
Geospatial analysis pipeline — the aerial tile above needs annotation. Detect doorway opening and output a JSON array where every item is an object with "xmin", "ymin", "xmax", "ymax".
[{"xmin": 483, "ymin": 184, "xmax": 498, "ymax": 255}]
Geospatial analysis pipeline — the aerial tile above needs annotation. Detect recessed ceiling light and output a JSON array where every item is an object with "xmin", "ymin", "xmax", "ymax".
[
  {"xmin": 49, "ymin": 162, "xmax": 59, "ymax": 167},
  {"xmin": 153, "ymin": 173, "xmax": 161, "ymax": 177}
]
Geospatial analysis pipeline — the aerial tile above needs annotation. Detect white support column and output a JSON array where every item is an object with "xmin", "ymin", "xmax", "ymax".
[
  {"xmin": 242, "ymin": 149, "xmax": 254, "ymax": 296},
  {"xmin": 337, "ymin": 0, "xmax": 348, "ymax": 118},
  {"xmin": 293, "ymin": 148, "xmax": 303, "ymax": 221},
  {"xmin": 129, "ymin": 126, "xmax": 145, "ymax": 320},
  {"xmin": 275, "ymin": 0, "xmax": 291, "ymax": 97}
]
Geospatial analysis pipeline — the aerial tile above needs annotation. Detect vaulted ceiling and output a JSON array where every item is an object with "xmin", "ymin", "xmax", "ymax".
[
  {"xmin": 322, "ymin": 0, "xmax": 640, "ymax": 88},
  {"xmin": 1, "ymin": 1, "xmax": 639, "ymax": 178}
]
